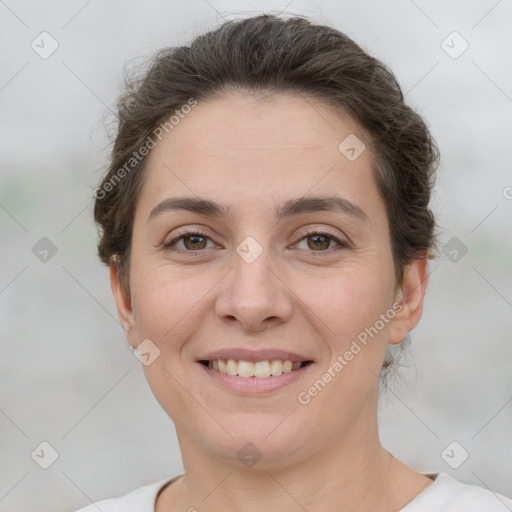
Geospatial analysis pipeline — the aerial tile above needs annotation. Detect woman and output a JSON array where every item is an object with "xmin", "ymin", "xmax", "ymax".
[{"xmin": 78, "ymin": 14, "xmax": 512, "ymax": 512}]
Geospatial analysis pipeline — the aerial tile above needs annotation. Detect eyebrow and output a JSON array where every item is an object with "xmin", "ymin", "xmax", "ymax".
[{"xmin": 147, "ymin": 195, "xmax": 369, "ymax": 224}]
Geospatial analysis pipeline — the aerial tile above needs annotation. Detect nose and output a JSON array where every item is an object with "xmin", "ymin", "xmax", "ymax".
[{"xmin": 215, "ymin": 243, "xmax": 293, "ymax": 332}]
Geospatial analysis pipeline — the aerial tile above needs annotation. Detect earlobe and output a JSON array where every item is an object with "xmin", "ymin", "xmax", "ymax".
[
  {"xmin": 109, "ymin": 258, "xmax": 137, "ymax": 348},
  {"xmin": 388, "ymin": 257, "xmax": 429, "ymax": 345}
]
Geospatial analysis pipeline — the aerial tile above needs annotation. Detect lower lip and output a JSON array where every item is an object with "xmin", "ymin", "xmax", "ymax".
[{"xmin": 197, "ymin": 362, "xmax": 315, "ymax": 394}]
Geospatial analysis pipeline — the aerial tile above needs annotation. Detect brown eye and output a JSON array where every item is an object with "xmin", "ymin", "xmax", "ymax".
[
  {"xmin": 182, "ymin": 234, "xmax": 208, "ymax": 250},
  {"xmin": 306, "ymin": 234, "xmax": 332, "ymax": 251},
  {"xmin": 295, "ymin": 230, "xmax": 350, "ymax": 253},
  {"xmin": 163, "ymin": 230, "xmax": 214, "ymax": 253}
]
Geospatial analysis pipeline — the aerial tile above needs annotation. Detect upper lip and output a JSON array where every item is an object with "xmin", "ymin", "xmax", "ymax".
[{"xmin": 198, "ymin": 348, "xmax": 313, "ymax": 363}]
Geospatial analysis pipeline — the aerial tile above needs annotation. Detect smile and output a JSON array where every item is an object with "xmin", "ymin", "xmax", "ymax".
[
  {"xmin": 200, "ymin": 359, "xmax": 313, "ymax": 378},
  {"xmin": 197, "ymin": 358, "xmax": 315, "ymax": 394}
]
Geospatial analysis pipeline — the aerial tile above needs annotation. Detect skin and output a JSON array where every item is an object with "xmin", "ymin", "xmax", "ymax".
[{"xmin": 110, "ymin": 91, "xmax": 433, "ymax": 511}]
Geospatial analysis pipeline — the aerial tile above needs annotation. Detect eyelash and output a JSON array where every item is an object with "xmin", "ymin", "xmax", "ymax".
[{"xmin": 162, "ymin": 228, "xmax": 350, "ymax": 256}]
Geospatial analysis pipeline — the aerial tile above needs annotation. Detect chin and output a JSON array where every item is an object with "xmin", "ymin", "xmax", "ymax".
[{"xmin": 193, "ymin": 416, "xmax": 312, "ymax": 468}]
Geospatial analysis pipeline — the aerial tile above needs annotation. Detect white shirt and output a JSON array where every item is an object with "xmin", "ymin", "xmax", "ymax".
[{"xmin": 75, "ymin": 472, "xmax": 512, "ymax": 511}]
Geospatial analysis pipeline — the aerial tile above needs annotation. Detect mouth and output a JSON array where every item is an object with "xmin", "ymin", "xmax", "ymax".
[{"xmin": 198, "ymin": 359, "xmax": 314, "ymax": 378}]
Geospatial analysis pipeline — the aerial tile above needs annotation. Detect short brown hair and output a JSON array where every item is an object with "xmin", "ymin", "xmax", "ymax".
[{"xmin": 93, "ymin": 14, "xmax": 439, "ymax": 379}]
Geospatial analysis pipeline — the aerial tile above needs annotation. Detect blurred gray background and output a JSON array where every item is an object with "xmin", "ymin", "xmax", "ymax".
[{"xmin": 1, "ymin": 1, "xmax": 511, "ymax": 510}]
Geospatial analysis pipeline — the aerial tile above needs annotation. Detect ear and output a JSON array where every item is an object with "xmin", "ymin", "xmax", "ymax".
[
  {"xmin": 110, "ymin": 259, "xmax": 137, "ymax": 349},
  {"xmin": 388, "ymin": 257, "xmax": 429, "ymax": 345}
]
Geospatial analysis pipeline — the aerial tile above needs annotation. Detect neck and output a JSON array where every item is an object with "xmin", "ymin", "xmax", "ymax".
[{"xmin": 158, "ymin": 394, "xmax": 426, "ymax": 511}]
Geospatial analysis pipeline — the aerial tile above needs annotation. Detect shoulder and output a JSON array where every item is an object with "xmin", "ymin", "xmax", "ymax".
[
  {"xmin": 403, "ymin": 472, "xmax": 512, "ymax": 512},
  {"xmin": 73, "ymin": 476, "xmax": 178, "ymax": 512}
]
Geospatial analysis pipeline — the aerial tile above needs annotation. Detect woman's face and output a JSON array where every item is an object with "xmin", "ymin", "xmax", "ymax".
[{"xmin": 112, "ymin": 92, "xmax": 426, "ymax": 466}]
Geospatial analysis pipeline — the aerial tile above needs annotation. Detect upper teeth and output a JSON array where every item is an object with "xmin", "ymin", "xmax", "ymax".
[{"xmin": 207, "ymin": 359, "xmax": 302, "ymax": 377}]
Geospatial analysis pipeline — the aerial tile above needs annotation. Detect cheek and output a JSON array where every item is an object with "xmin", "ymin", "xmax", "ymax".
[
  {"xmin": 305, "ymin": 271, "xmax": 393, "ymax": 410},
  {"xmin": 310, "ymin": 262, "xmax": 394, "ymax": 343},
  {"xmin": 130, "ymin": 262, "xmax": 204, "ymax": 345},
  {"xmin": 131, "ymin": 266, "xmax": 206, "ymax": 418}
]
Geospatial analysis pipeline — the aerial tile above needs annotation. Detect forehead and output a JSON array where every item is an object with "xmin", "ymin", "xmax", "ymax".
[
  {"xmin": 138, "ymin": 92, "xmax": 380, "ymax": 219},
  {"xmin": 152, "ymin": 92, "xmax": 367, "ymax": 162}
]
